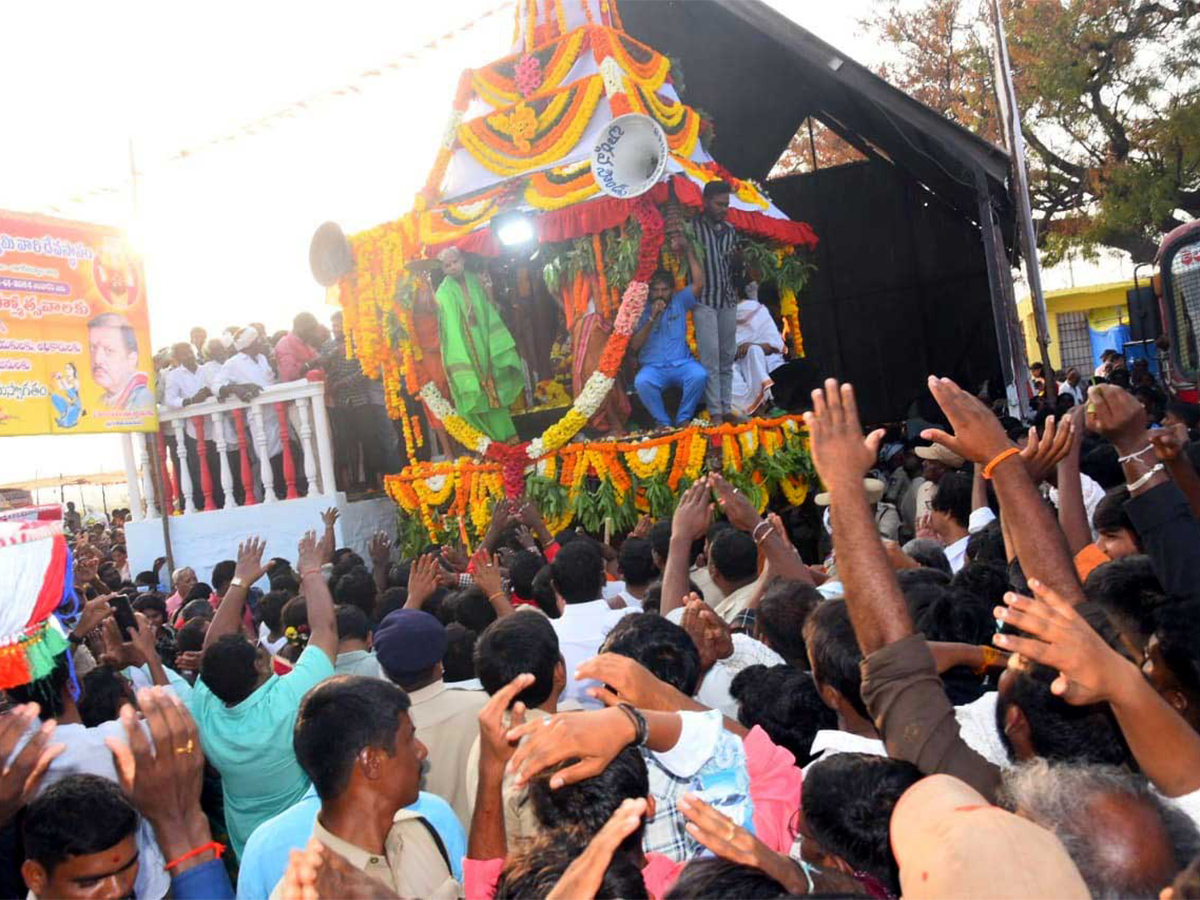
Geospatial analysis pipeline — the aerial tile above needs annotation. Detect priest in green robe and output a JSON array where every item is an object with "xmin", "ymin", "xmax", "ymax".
[{"xmin": 434, "ymin": 247, "xmax": 523, "ymax": 442}]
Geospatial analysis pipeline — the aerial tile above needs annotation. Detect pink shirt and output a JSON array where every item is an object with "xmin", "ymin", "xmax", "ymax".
[
  {"xmin": 275, "ymin": 332, "xmax": 317, "ymax": 382},
  {"xmin": 464, "ymin": 853, "xmax": 682, "ymax": 900}
]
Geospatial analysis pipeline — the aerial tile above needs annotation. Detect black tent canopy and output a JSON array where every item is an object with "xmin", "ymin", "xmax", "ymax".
[{"xmin": 621, "ymin": 0, "xmax": 1024, "ymax": 423}]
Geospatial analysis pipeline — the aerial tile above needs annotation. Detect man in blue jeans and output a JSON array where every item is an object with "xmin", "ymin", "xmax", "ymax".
[{"xmin": 631, "ymin": 233, "xmax": 708, "ymax": 428}]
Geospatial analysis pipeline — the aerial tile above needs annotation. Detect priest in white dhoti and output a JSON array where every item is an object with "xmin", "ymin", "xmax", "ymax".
[{"xmin": 730, "ymin": 284, "xmax": 786, "ymax": 417}]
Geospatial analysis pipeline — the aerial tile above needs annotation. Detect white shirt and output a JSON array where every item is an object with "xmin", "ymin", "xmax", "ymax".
[
  {"xmin": 954, "ymin": 691, "xmax": 1009, "ymax": 767},
  {"xmin": 164, "ymin": 363, "xmax": 218, "ymax": 439},
  {"xmin": 945, "ymin": 534, "xmax": 970, "ymax": 573},
  {"xmin": 1058, "ymin": 381, "xmax": 1087, "ymax": 404},
  {"xmin": 212, "ymin": 352, "xmax": 281, "ymax": 456},
  {"xmin": 1048, "ymin": 472, "xmax": 1106, "ymax": 539},
  {"xmin": 695, "ymin": 633, "xmax": 785, "ymax": 719},
  {"xmin": 803, "ymin": 729, "xmax": 888, "ymax": 774},
  {"xmin": 551, "ymin": 598, "xmax": 636, "ymax": 708}
]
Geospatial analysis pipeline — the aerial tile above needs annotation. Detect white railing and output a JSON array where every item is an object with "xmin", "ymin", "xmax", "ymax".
[{"xmin": 123, "ymin": 379, "xmax": 336, "ymax": 521}]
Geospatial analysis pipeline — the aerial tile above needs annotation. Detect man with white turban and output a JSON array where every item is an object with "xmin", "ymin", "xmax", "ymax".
[{"xmin": 730, "ymin": 283, "xmax": 786, "ymax": 418}]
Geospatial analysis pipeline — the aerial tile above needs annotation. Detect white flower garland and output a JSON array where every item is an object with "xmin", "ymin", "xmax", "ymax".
[{"xmin": 599, "ymin": 57, "xmax": 624, "ymax": 98}]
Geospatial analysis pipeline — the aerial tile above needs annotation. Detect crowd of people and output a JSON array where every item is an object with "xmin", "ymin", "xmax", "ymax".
[
  {"xmin": 152, "ymin": 315, "xmax": 402, "ymax": 500},
  {"xmin": 5, "ymin": 358, "xmax": 1200, "ymax": 900}
]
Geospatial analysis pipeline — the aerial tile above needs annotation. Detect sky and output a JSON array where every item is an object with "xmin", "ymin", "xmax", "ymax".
[{"xmin": 0, "ymin": 0, "xmax": 878, "ymax": 483}]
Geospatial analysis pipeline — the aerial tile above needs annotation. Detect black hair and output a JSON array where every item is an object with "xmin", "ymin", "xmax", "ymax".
[
  {"xmin": 259, "ymin": 589, "xmax": 291, "ymax": 633},
  {"xmin": 282, "ymin": 596, "xmax": 309, "ymax": 638},
  {"xmin": 906, "ymin": 585, "xmax": 995, "ymax": 646},
  {"xmin": 702, "ymin": 179, "xmax": 733, "ymax": 200},
  {"xmin": 1153, "ymin": 600, "xmax": 1200, "ymax": 701},
  {"xmin": 443, "ymin": 623, "xmax": 478, "ymax": 683},
  {"xmin": 803, "ymin": 600, "xmax": 869, "ymax": 720},
  {"xmin": 97, "ymin": 564, "xmax": 123, "ymax": 591},
  {"xmin": 649, "ymin": 269, "xmax": 675, "ymax": 290},
  {"xmin": 334, "ymin": 566, "xmax": 377, "ymax": 621},
  {"xmin": 1094, "ymin": 486, "xmax": 1139, "ymax": 545},
  {"xmin": 965, "ymin": 521, "xmax": 1007, "ymax": 564},
  {"xmin": 22, "ymin": 775, "xmax": 138, "ymax": 875},
  {"xmin": 951, "ymin": 560, "xmax": 1010, "ymax": 607},
  {"xmin": 998, "ymin": 663, "xmax": 1132, "ymax": 766},
  {"xmin": 180, "ymin": 598, "xmax": 215, "ymax": 622},
  {"xmin": 199, "ymin": 634, "xmax": 261, "ymax": 704},
  {"xmin": 648, "ymin": 520, "xmax": 673, "ymax": 562},
  {"xmin": 551, "ymin": 540, "xmax": 605, "ymax": 605},
  {"xmin": 600, "ymin": 613, "xmax": 701, "ymax": 695},
  {"xmin": 475, "ymin": 613, "xmax": 561, "ymax": 709},
  {"xmin": 710, "ymin": 529, "xmax": 757, "ymax": 583},
  {"xmin": 269, "ymin": 571, "xmax": 300, "ymax": 597},
  {"xmin": 185, "ymin": 582, "xmax": 214, "ymax": 603},
  {"xmin": 508, "ymin": 550, "xmax": 545, "ymax": 600},
  {"xmin": 755, "ymin": 578, "xmax": 820, "ymax": 666},
  {"xmin": 530, "ymin": 565, "xmax": 561, "ymax": 618},
  {"xmin": 665, "ymin": 858, "xmax": 790, "ymax": 900},
  {"xmin": 900, "ymin": 538, "xmax": 952, "ymax": 574},
  {"xmin": 335, "ymin": 604, "xmax": 371, "ymax": 643},
  {"xmin": 210, "ymin": 559, "xmax": 236, "ymax": 594},
  {"xmin": 496, "ymin": 833, "xmax": 648, "ymax": 899},
  {"xmin": 641, "ymin": 577, "xmax": 704, "ymax": 617},
  {"xmin": 134, "ymin": 570, "xmax": 158, "ymax": 587},
  {"xmin": 529, "ymin": 745, "xmax": 649, "ymax": 857},
  {"xmin": 1084, "ymin": 556, "xmax": 1164, "ymax": 646},
  {"xmin": 931, "ymin": 469, "xmax": 972, "ymax": 528},
  {"xmin": 706, "ymin": 521, "xmax": 734, "ymax": 546},
  {"xmin": 618, "ymin": 537, "xmax": 659, "ymax": 587},
  {"xmin": 449, "ymin": 585, "xmax": 499, "ymax": 634},
  {"xmin": 294, "ymin": 676, "xmax": 412, "ymax": 801},
  {"xmin": 132, "ymin": 593, "xmax": 167, "ymax": 619},
  {"xmin": 1081, "ymin": 441, "xmax": 1125, "ymax": 490},
  {"xmin": 176, "ymin": 617, "xmax": 208, "ymax": 652},
  {"xmin": 375, "ymin": 586, "xmax": 408, "ymax": 622},
  {"xmin": 731, "ymin": 665, "xmax": 834, "ymax": 766},
  {"xmin": 802, "ymin": 753, "xmax": 923, "ymax": 896},
  {"xmin": 78, "ymin": 666, "xmax": 132, "ymax": 727},
  {"xmin": 895, "ymin": 567, "xmax": 952, "ymax": 592}
]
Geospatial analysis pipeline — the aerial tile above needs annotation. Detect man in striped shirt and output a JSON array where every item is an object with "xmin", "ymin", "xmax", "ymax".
[{"xmin": 693, "ymin": 180, "xmax": 741, "ymax": 423}]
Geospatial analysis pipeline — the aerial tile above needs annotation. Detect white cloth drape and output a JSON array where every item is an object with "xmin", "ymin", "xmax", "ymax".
[{"xmin": 730, "ymin": 300, "xmax": 785, "ymax": 416}]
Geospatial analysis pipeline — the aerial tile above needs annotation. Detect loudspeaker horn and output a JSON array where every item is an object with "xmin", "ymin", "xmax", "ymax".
[
  {"xmin": 590, "ymin": 114, "xmax": 669, "ymax": 200},
  {"xmin": 309, "ymin": 221, "xmax": 354, "ymax": 287}
]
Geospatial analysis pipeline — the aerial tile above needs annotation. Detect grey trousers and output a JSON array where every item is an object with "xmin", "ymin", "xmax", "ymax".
[{"xmin": 693, "ymin": 303, "xmax": 737, "ymax": 415}]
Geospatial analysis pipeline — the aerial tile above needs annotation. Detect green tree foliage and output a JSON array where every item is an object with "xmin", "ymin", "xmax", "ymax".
[{"xmin": 865, "ymin": 0, "xmax": 1200, "ymax": 262}]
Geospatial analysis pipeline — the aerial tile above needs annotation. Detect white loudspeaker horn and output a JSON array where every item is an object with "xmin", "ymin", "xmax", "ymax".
[{"xmin": 590, "ymin": 114, "xmax": 669, "ymax": 199}]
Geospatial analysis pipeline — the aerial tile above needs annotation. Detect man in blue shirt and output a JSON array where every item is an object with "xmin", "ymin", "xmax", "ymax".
[{"xmin": 631, "ymin": 234, "xmax": 708, "ymax": 428}]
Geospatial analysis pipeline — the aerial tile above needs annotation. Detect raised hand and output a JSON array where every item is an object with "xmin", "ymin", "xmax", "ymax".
[
  {"xmin": 672, "ymin": 479, "xmax": 714, "ymax": 543},
  {"xmin": 406, "ymin": 553, "xmax": 440, "ymax": 610},
  {"xmin": 72, "ymin": 594, "xmax": 114, "ymax": 638},
  {"xmin": 320, "ymin": 507, "xmax": 340, "ymax": 531},
  {"xmin": 280, "ymin": 839, "xmax": 399, "ymax": 900},
  {"xmin": 1150, "ymin": 421, "xmax": 1189, "ymax": 463},
  {"xmin": 577, "ymin": 652, "xmax": 692, "ymax": 712},
  {"xmin": 234, "ymin": 536, "xmax": 273, "ymax": 584},
  {"xmin": 477, "ymin": 673, "xmax": 533, "ymax": 768},
  {"xmin": 992, "ymin": 579, "xmax": 1125, "ymax": 704},
  {"xmin": 632, "ymin": 515, "xmax": 653, "ymax": 539},
  {"xmin": 921, "ymin": 375, "xmax": 1014, "ymax": 466},
  {"xmin": 1019, "ymin": 414, "xmax": 1075, "ymax": 483},
  {"xmin": 802, "ymin": 379, "xmax": 886, "ymax": 492},
  {"xmin": 297, "ymin": 530, "xmax": 324, "ymax": 575},
  {"xmin": 367, "ymin": 532, "xmax": 392, "ymax": 568},
  {"xmin": 127, "ymin": 612, "xmax": 160, "ymax": 666},
  {"xmin": 546, "ymin": 798, "xmax": 649, "ymax": 900},
  {"xmin": 0, "ymin": 705, "xmax": 65, "ymax": 826},
  {"xmin": 1086, "ymin": 384, "xmax": 1149, "ymax": 455},
  {"xmin": 709, "ymin": 473, "xmax": 762, "ymax": 532},
  {"xmin": 677, "ymin": 792, "xmax": 807, "ymax": 894},
  {"xmin": 681, "ymin": 594, "xmax": 732, "ymax": 673},
  {"xmin": 471, "ymin": 549, "xmax": 505, "ymax": 599}
]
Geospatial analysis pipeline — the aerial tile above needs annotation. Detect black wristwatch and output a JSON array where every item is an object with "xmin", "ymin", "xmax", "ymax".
[
  {"xmin": 616, "ymin": 702, "xmax": 649, "ymax": 747},
  {"xmin": 68, "ymin": 632, "xmax": 85, "ymax": 646}
]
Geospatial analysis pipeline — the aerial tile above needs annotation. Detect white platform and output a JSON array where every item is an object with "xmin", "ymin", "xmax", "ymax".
[{"xmin": 125, "ymin": 493, "xmax": 396, "ymax": 589}]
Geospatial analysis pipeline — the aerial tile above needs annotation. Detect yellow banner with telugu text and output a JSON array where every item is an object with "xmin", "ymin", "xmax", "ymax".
[{"xmin": 0, "ymin": 211, "xmax": 157, "ymax": 436}]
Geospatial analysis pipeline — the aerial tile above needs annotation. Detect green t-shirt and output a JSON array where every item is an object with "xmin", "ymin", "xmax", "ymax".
[{"xmin": 190, "ymin": 644, "xmax": 335, "ymax": 857}]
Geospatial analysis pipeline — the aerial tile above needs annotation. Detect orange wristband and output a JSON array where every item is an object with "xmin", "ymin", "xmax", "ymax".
[
  {"xmin": 164, "ymin": 841, "xmax": 225, "ymax": 871},
  {"xmin": 982, "ymin": 447, "xmax": 1021, "ymax": 480}
]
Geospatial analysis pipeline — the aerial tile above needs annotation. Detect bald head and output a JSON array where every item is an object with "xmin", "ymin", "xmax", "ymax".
[
  {"xmin": 1002, "ymin": 760, "xmax": 1199, "ymax": 898},
  {"xmin": 438, "ymin": 247, "xmax": 464, "ymax": 279}
]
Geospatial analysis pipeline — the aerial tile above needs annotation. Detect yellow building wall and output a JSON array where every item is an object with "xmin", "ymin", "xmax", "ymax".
[{"xmin": 1017, "ymin": 280, "xmax": 1135, "ymax": 370}]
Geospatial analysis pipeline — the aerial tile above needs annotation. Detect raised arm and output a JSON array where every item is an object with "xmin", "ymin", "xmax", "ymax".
[
  {"xmin": 1055, "ymin": 408, "xmax": 1093, "ymax": 555},
  {"xmin": 802, "ymin": 379, "xmax": 910, "ymax": 654},
  {"xmin": 468, "ymin": 674, "xmax": 531, "ymax": 861},
  {"xmin": 203, "ymin": 537, "xmax": 272, "ymax": 650},
  {"xmin": 923, "ymin": 376, "xmax": 1085, "ymax": 605},
  {"xmin": 1150, "ymin": 422, "xmax": 1200, "ymax": 521},
  {"xmin": 297, "ymin": 529, "xmax": 338, "ymax": 664},
  {"xmin": 709, "ymin": 475, "xmax": 813, "ymax": 586},
  {"xmin": 661, "ymin": 481, "xmax": 713, "ymax": 617},
  {"xmin": 680, "ymin": 233, "xmax": 705, "ymax": 296},
  {"xmin": 628, "ymin": 301, "xmax": 664, "ymax": 355},
  {"xmin": 995, "ymin": 580, "xmax": 1200, "ymax": 798},
  {"xmin": 367, "ymin": 531, "xmax": 393, "ymax": 599}
]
